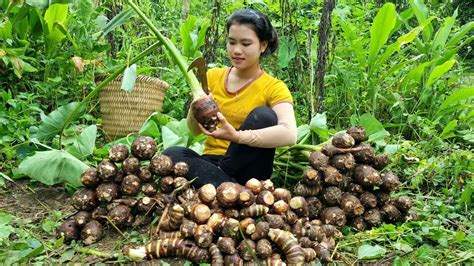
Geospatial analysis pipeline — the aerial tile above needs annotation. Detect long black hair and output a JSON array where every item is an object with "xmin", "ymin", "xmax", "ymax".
[{"xmin": 226, "ymin": 9, "xmax": 279, "ymax": 56}]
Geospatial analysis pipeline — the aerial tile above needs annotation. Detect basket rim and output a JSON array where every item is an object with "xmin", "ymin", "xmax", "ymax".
[{"xmin": 95, "ymin": 74, "xmax": 169, "ymax": 88}]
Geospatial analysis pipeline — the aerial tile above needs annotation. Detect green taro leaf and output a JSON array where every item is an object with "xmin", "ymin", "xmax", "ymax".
[
  {"xmin": 368, "ymin": 3, "xmax": 397, "ymax": 69},
  {"xmin": 161, "ymin": 119, "xmax": 190, "ymax": 149},
  {"xmin": 310, "ymin": 113, "xmax": 330, "ymax": 141},
  {"xmin": 426, "ymin": 59, "xmax": 456, "ymax": 87},
  {"xmin": 0, "ymin": 21, "xmax": 12, "ymax": 40},
  {"xmin": 37, "ymin": 102, "xmax": 85, "ymax": 141},
  {"xmin": 359, "ymin": 113, "xmax": 390, "ymax": 143},
  {"xmin": 121, "ymin": 64, "xmax": 137, "ymax": 92},
  {"xmin": 102, "ymin": 8, "xmax": 134, "ymax": 36},
  {"xmin": 432, "ymin": 9, "xmax": 457, "ymax": 53},
  {"xmin": 278, "ymin": 36, "xmax": 297, "ymax": 68},
  {"xmin": 357, "ymin": 244, "xmax": 387, "ymax": 260},
  {"xmin": 44, "ymin": 3, "xmax": 68, "ymax": 52},
  {"xmin": 66, "ymin": 125, "xmax": 97, "ymax": 159},
  {"xmin": 18, "ymin": 150, "xmax": 88, "ymax": 187}
]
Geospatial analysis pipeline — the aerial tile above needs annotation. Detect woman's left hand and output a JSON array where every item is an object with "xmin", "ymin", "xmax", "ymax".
[{"xmin": 198, "ymin": 112, "xmax": 240, "ymax": 143}]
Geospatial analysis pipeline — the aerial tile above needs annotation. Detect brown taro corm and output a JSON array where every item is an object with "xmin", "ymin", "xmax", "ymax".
[{"xmin": 131, "ymin": 136, "xmax": 157, "ymax": 160}]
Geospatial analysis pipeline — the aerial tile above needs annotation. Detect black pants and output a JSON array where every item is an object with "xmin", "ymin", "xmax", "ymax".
[{"xmin": 162, "ymin": 106, "xmax": 278, "ymax": 188}]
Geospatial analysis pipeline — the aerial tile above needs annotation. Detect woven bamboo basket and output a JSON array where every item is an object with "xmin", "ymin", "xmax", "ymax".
[{"xmin": 98, "ymin": 75, "xmax": 169, "ymax": 140}]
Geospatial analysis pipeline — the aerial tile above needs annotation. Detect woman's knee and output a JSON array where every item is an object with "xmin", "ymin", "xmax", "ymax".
[
  {"xmin": 241, "ymin": 106, "xmax": 277, "ymax": 129},
  {"xmin": 162, "ymin": 146, "xmax": 196, "ymax": 163}
]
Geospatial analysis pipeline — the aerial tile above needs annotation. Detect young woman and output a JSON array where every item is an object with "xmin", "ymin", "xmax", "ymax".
[{"xmin": 163, "ymin": 9, "xmax": 297, "ymax": 187}]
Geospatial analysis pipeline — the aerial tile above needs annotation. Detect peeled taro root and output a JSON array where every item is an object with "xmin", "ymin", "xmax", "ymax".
[
  {"xmin": 56, "ymin": 220, "xmax": 80, "ymax": 242},
  {"xmin": 80, "ymin": 168, "xmax": 99, "ymax": 188},
  {"xmin": 149, "ymin": 155, "xmax": 174, "ymax": 176},
  {"xmin": 108, "ymin": 144, "xmax": 129, "ymax": 162},
  {"xmin": 97, "ymin": 160, "xmax": 118, "ymax": 181},
  {"xmin": 192, "ymin": 95, "xmax": 220, "ymax": 132},
  {"xmin": 131, "ymin": 136, "xmax": 157, "ymax": 160},
  {"xmin": 331, "ymin": 132, "xmax": 355, "ymax": 149},
  {"xmin": 81, "ymin": 220, "xmax": 103, "ymax": 245},
  {"xmin": 71, "ymin": 188, "xmax": 97, "ymax": 211}
]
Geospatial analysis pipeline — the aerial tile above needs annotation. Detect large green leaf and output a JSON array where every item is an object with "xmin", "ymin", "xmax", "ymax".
[
  {"xmin": 180, "ymin": 16, "xmax": 197, "ymax": 58},
  {"xmin": 400, "ymin": 60, "xmax": 435, "ymax": 88},
  {"xmin": 44, "ymin": 3, "xmax": 68, "ymax": 53},
  {"xmin": 66, "ymin": 125, "xmax": 97, "ymax": 160},
  {"xmin": 426, "ymin": 59, "xmax": 456, "ymax": 87},
  {"xmin": 18, "ymin": 150, "xmax": 88, "ymax": 187},
  {"xmin": 440, "ymin": 119, "xmax": 458, "ymax": 139},
  {"xmin": 368, "ymin": 3, "xmax": 397, "ymax": 69},
  {"xmin": 102, "ymin": 8, "xmax": 134, "ymax": 36},
  {"xmin": 0, "ymin": 21, "xmax": 12, "ymax": 40},
  {"xmin": 278, "ymin": 36, "xmax": 297, "ymax": 69},
  {"xmin": 37, "ymin": 102, "xmax": 85, "ymax": 141},
  {"xmin": 310, "ymin": 113, "xmax": 330, "ymax": 141},
  {"xmin": 359, "ymin": 113, "xmax": 390, "ymax": 146},
  {"xmin": 409, "ymin": 0, "xmax": 433, "ymax": 41},
  {"xmin": 161, "ymin": 119, "xmax": 190, "ymax": 149},
  {"xmin": 431, "ymin": 9, "xmax": 457, "ymax": 54},
  {"xmin": 357, "ymin": 244, "xmax": 387, "ymax": 260},
  {"xmin": 446, "ymin": 21, "xmax": 474, "ymax": 47},
  {"xmin": 439, "ymin": 86, "xmax": 474, "ymax": 111}
]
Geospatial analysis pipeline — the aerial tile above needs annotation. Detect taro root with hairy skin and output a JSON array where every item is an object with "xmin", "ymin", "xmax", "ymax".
[
  {"xmin": 56, "ymin": 220, "xmax": 80, "ymax": 242},
  {"xmin": 350, "ymin": 216, "xmax": 367, "ymax": 231},
  {"xmin": 159, "ymin": 176, "xmax": 174, "ymax": 193},
  {"xmin": 251, "ymin": 221, "xmax": 270, "ymax": 241},
  {"xmin": 339, "ymin": 193, "xmax": 365, "ymax": 217},
  {"xmin": 97, "ymin": 160, "xmax": 117, "ymax": 181},
  {"xmin": 195, "ymin": 225, "xmax": 213, "ymax": 248},
  {"xmin": 294, "ymin": 182, "xmax": 321, "ymax": 197},
  {"xmin": 360, "ymin": 192, "xmax": 378, "ymax": 209},
  {"xmin": 353, "ymin": 165, "xmax": 383, "ymax": 188},
  {"xmin": 320, "ymin": 207, "xmax": 347, "ymax": 227},
  {"xmin": 96, "ymin": 183, "xmax": 119, "ymax": 203},
  {"xmin": 393, "ymin": 196, "xmax": 412, "ymax": 212},
  {"xmin": 180, "ymin": 219, "xmax": 198, "ymax": 239},
  {"xmin": 322, "ymin": 186, "xmax": 343, "ymax": 206},
  {"xmin": 382, "ymin": 203, "xmax": 402, "ymax": 222},
  {"xmin": 352, "ymin": 143, "xmax": 375, "ymax": 164},
  {"xmin": 80, "ymin": 168, "xmax": 99, "ymax": 188},
  {"xmin": 332, "ymin": 132, "xmax": 355, "ymax": 148},
  {"xmin": 265, "ymin": 213, "xmax": 285, "ymax": 229},
  {"xmin": 346, "ymin": 126, "xmax": 366, "ymax": 144},
  {"xmin": 375, "ymin": 191, "xmax": 391, "ymax": 206},
  {"xmin": 224, "ymin": 253, "xmax": 243, "ymax": 265},
  {"xmin": 137, "ymin": 196, "xmax": 155, "ymax": 213},
  {"xmin": 301, "ymin": 167, "xmax": 320, "ymax": 186},
  {"xmin": 272, "ymin": 188, "xmax": 292, "ymax": 203},
  {"xmin": 192, "ymin": 95, "xmax": 220, "ymax": 132},
  {"xmin": 141, "ymin": 182, "xmax": 158, "ymax": 196},
  {"xmin": 122, "ymin": 157, "xmax": 140, "ymax": 175},
  {"xmin": 121, "ymin": 174, "xmax": 141, "ymax": 196},
  {"xmin": 221, "ymin": 218, "xmax": 240, "ymax": 237},
  {"xmin": 364, "ymin": 208, "xmax": 383, "ymax": 227},
  {"xmin": 237, "ymin": 239, "xmax": 256, "ymax": 261},
  {"xmin": 81, "ymin": 220, "xmax": 103, "ymax": 245},
  {"xmin": 173, "ymin": 176, "xmax": 189, "ymax": 190},
  {"xmin": 330, "ymin": 153, "xmax": 356, "ymax": 172},
  {"xmin": 131, "ymin": 136, "xmax": 157, "ymax": 160},
  {"xmin": 72, "ymin": 188, "xmax": 97, "ymax": 211},
  {"xmin": 268, "ymin": 229, "xmax": 305, "ymax": 265},
  {"xmin": 109, "ymin": 204, "xmax": 132, "ymax": 226},
  {"xmin": 209, "ymin": 244, "xmax": 224, "ymax": 265},
  {"xmin": 173, "ymin": 162, "xmax": 189, "ymax": 177},
  {"xmin": 321, "ymin": 166, "xmax": 343, "ymax": 186},
  {"xmin": 114, "ymin": 169, "xmax": 126, "ymax": 184},
  {"xmin": 256, "ymin": 238, "xmax": 272, "ymax": 259},
  {"xmin": 149, "ymin": 155, "xmax": 174, "ymax": 176},
  {"xmin": 137, "ymin": 166, "xmax": 153, "ymax": 182},
  {"xmin": 309, "ymin": 151, "xmax": 329, "ymax": 170},
  {"xmin": 109, "ymin": 144, "xmax": 129, "ymax": 162},
  {"xmin": 306, "ymin": 196, "xmax": 323, "ymax": 219},
  {"xmin": 373, "ymin": 154, "xmax": 390, "ymax": 170},
  {"xmin": 283, "ymin": 210, "xmax": 299, "ymax": 225},
  {"xmin": 238, "ymin": 188, "xmax": 255, "ymax": 207},
  {"xmin": 217, "ymin": 237, "xmax": 237, "ymax": 255},
  {"xmin": 74, "ymin": 211, "xmax": 92, "ymax": 227},
  {"xmin": 91, "ymin": 206, "xmax": 108, "ymax": 223},
  {"xmin": 381, "ymin": 171, "xmax": 401, "ymax": 191}
]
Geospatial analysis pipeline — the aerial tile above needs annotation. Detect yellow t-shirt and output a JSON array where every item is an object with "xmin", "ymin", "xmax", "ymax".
[{"xmin": 203, "ymin": 67, "xmax": 293, "ymax": 155}]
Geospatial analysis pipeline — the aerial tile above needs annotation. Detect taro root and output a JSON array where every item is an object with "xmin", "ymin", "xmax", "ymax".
[
  {"xmin": 96, "ymin": 183, "xmax": 119, "ymax": 203},
  {"xmin": 251, "ymin": 221, "xmax": 269, "ymax": 241},
  {"xmin": 272, "ymin": 200, "xmax": 289, "ymax": 214},
  {"xmin": 393, "ymin": 196, "xmax": 412, "ymax": 212},
  {"xmin": 180, "ymin": 219, "xmax": 198, "ymax": 239},
  {"xmin": 240, "ymin": 217, "xmax": 256, "ymax": 235},
  {"xmin": 294, "ymin": 182, "xmax": 321, "ymax": 197},
  {"xmin": 131, "ymin": 136, "xmax": 157, "ymax": 160},
  {"xmin": 309, "ymin": 151, "xmax": 329, "ymax": 170},
  {"xmin": 375, "ymin": 191, "xmax": 390, "ymax": 206},
  {"xmin": 91, "ymin": 206, "xmax": 108, "ymax": 223},
  {"xmin": 74, "ymin": 211, "xmax": 92, "ymax": 227},
  {"xmin": 256, "ymin": 190, "xmax": 275, "ymax": 207},
  {"xmin": 373, "ymin": 154, "xmax": 390, "ymax": 170},
  {"xmin": 306, "ymin": 197, "xmax": 323, "ymax": 219},
  {"xmin": 353, "ymin": 165, "xmax": 383, "ymax": 188},
  {"xmin": 122, "ymin": 156, "xmax": 140, "ymax": 175},
  {"xmin": 195, "ymin": 225, "xmax": 213, "ymax": 248},
  {"xmin": 272, "ymin": 188, "xmax": 292, "ymax": 203},
  {"xmin": 141, "ymin": 182, "xmax": 158, "ymax": 196},
  {"xmin": 330, "ymin": 153, "xmax": 356, "ymax": 172},
  {"xmin": 114, "ymin": 169, "xmax": 126, "ymax": 184},
  {"xmin": 97, "ymin": 160, "xmax": 117, "ymax": 181},
  {"xmin": 192, "ymin": 95, "xmax": 220, "ymax": 132},
  {"xmin": 346, "ymin": 126, "xmax": 366, "ymax": 144},
  {"xmin": 217, "ymin": 182, "xmax": 241, "ymax": 208},
  {"xmin": 332, "ymin": 132, "xmax": 355, "ymax": 148},
  {"xmin": 173, "ymin": 176, "xmax": 189, "ymax": 190},
  {"xmin": 217, "ymin": 237, "xmax": 236, "ymax": 255},
  {"xmin": 121, "ymin": 174, "xmax": 141, "ymax": 196},
  {"xmin": 265, "ymin": 214, "xmax": 285, "ymax": 229},
  {"xmin": 224, "ymin": 253, "xmax": 242, "ymax": 265},
  {"xmin": 256, "ymin": 239, "xmax": 272, "ymax": 259},
  {"xmin": 339, "ymin": 193, "xmax": 365, "ymax": 217},
  {"xmin": 159, "ymin": 176, "xmax": 175, "ymax": 193},
  {"xmin": 109, "ymin": 204, "xmax": 132, "ymax": 226},
  {"xmin": 191, "ymin": 203, "xmax": 211, "ymax": 224},
  {"xmin": 298, "ymin": 237, "xmax": 313, "ymax": 248},
  {"xmin": 301, "ymin": 167, "xmax": 321, "ymax": 186},
  {"xmin": 81, "ymin": 220, "xmax": 103, "ymax": 245},
  {"xmin": 137, "ymin": 166, "xmax": 153, "ymax": 182},
  {"xmin": 173, "ymin": 161, "xmax": 189, "ymax": 177},
  {"xmin": 360, "ymin": 192, "xmax": 378, "ymax": 209},
  {"xmin": 321, "ymin": 166, "xmax": 343, "ymax": 186},
  {"xmin": 240, "ymin": 204, "xmax": 269, "ymax": 218},
  {"xmin": 237, "ymin": 239, "xmax": 256, "ymax": 261},
  {"xmin": 364, "ymin": 208, "xmax": 383, "ymax": 226},
  {"xmin": 207, "ymin": 212, "xmax": 225, "ymax": 234},
  {"xmin": 71, "ymin": 188, "xmax": 97, "ymax": 211},
  {"xmin": 381, "ymin": 203, "xmax": 402, "ymax": 222},
  {"xmin": 268, "ymin": 229, "xmax": 305, "ymax": 265},
  {"xmin": 381, "ymin": 171, "xmax": 401, "ymax": 191},
  {"xmin": 302, "ymin": 247, "xmax": 317, "ymax": 262},
  {"xmin": 320, "ymin": 207, "xmax": 347, "ymax": 227},
  {"xmin": 113, "ymin": 197, "xmax": 138, "ymax": 207},
  {"xmin": 350, "ymin": 216, "xmax": 367, "ymax": 231},
  {"xmin": 221, "ymin": 218, "xmax": 240, "ymax": 237},
  {"xmin": 198, "ymin": 184, "xmax": 217, "ymax": 204},
  {"xmin": 261, "ymin": 179, "xmax": 274, "ymax": 191},
  {"xmin": 322, "ymin": 186, "xmax": 343, "ymax": 206},
  {"xmin": 347, "ymin": 183, "xmax": 364, "ymax": 194},
  {"xmin": 283, "ymin": 210, "xmax": 299, "ymax": 225},
  {"xmin": 245, "ymin": 178, "xmax": 263, "ymax": 194},
  {"xmin": 352, "ymin": 143, "xmax": 375, "ymax": 164},
  {"xmin": 137, "ymin": 196, "xmax": 155, "ymax": 213},
  {"xmin": 56, "ymin": 220, "xmax": 79, "ymax": 242},
  {"xmin": 149, "ymin": 155, "xmax": 174, "ymax": 176},
  {"xmin": 238, "ymin": 188, "xmax": 255, "ymax": 207},
  {"xmin": 289, "ymin": 196, "xmax": 309, "ymax": 217},
  {"xmin": 108, "ymin": 144, "xmax": 129, "ymax": 162},
  {"xmin": 80, "ymin": 168, "xmax": 99, "ymax": 188},
  {"xmin": 209, "ymin": 244, "xmax": 224, "ymax": 265}
]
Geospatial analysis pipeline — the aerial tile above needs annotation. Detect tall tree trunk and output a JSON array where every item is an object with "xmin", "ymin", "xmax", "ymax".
[{"xmin": 314, "ymin": 0, "xmax": 335, "ymax": 114}]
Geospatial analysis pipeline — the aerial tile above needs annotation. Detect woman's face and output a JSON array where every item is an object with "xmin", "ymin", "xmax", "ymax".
[{"xmin": 227, "ymin": 24, "xmax": 268, "ymax": 71}]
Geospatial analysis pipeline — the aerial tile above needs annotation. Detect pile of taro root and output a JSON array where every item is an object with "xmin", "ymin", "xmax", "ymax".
[{"xmin": 56, "ymin": 126, "xmax": 414, "ymax": 265}]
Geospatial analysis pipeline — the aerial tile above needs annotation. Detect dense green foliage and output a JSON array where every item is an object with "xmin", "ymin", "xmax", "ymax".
[{"xmin": 0, "ymin": 0, "xmax": 472, "ymax": 264}]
